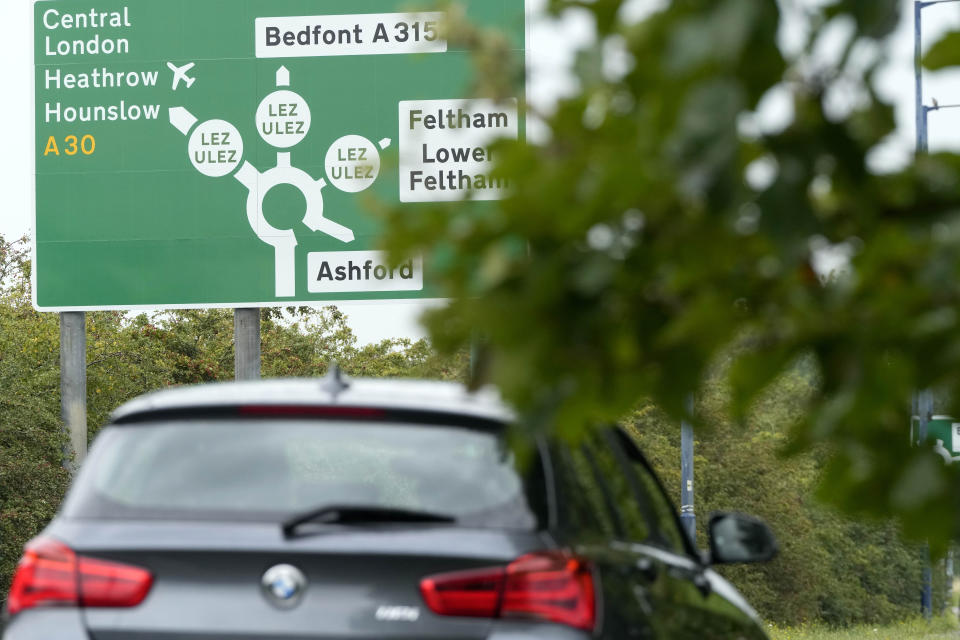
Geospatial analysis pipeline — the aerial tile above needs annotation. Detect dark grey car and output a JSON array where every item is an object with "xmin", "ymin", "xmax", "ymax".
[{"xmin": 3, "ymin": 374, "xmax": 776, "ymax": 639}]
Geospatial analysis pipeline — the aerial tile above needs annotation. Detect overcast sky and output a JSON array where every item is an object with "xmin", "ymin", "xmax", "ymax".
[{"xmin": 6, "ymin": 1, "xmax": 960, "ymax": 343}]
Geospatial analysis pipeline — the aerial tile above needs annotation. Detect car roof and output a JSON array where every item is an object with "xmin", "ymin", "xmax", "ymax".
[{"xmin": 110, "ymin": 372, "xmax": 515, "ymax": 425}]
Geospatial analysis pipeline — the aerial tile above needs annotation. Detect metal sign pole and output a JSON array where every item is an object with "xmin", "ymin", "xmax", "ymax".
[
  {"xmin": 914, "ymin": 3, "xmax": 934, "ymax": 618},
  {"xmin": 680, "ymin": 395, "xmax": 696, "ymax": 544},
  {"xmin": 234, "ymin": 308, "xmax": 261, "ymax": 381},
  {"xmin": 917, "ymin": 390, "xmax": 935, "ymax": 619},
  {"xmin": 59, "ymin": 311, "xmax": 86, "ymax": 473},
  {"xmin": 916, "ymin": 1, "xmax": 928, "ymax": 154}
]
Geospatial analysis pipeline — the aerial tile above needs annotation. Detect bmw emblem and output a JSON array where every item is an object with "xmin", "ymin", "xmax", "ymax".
[{"xmin": 261, "ymin": 564, "xmax": 307, "ymax": 609}]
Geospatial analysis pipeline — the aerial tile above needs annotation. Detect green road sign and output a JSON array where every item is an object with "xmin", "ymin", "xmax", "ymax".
[
  {"xmin": 33, "ymin": 0, "xmax": 526, "ymax": 310},
  {"xmin": 924, "ymin": 416, "xmax": 960, "ymax": 463}
]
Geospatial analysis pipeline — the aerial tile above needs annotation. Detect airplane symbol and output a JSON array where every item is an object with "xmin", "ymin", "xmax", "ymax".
[{"xmin": 167, "ymin": 62, "xmax": 196, "ymax": 90}]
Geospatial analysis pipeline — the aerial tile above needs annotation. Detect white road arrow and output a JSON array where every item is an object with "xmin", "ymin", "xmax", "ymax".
[{"xmin": 169, "ymin": 107, "xmax": 198, "ymax": 136}]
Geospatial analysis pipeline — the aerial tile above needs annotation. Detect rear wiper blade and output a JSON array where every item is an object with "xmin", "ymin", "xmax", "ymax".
[{"xmin": 282, "ymin": 505, "xmax": 456, "ymax": 537}]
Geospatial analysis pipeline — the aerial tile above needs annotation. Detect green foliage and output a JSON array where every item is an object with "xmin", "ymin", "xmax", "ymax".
[
  {"xmin": 630, "ymin": 362, "xmax": 936, "ymax": 626},
  {"xmin": 923, "ymin": 31, "xmax": 960, "ymax": 71},
  {"xmin": 382, "ymin": 0, "xmax": 960, "ymax": 549},
  {"xmin": 767, "ymin": 615, "xmax": 958, "ymax": 640},
  {"xmin": 0, "ymin": 237, "xmax": 70, "ymax": 611}
]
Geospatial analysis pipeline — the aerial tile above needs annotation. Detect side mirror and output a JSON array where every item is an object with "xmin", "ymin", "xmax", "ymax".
[{"xmin": 707, "ymin": 512, "xmax": 778, "ymax": 565}]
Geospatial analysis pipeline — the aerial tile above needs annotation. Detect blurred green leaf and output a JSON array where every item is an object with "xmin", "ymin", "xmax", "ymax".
[
  {"xmin": 381, "ymin": 0, "xmax": 960, "ymax": 551},
  {"xmin": 923, "ymin": 31, "xmax": 960, "ymax": 70}
]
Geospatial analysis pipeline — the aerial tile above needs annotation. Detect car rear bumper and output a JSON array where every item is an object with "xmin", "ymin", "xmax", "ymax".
[
  {"xmin": 3, "ymin": 609, "xmax": 88, "ymax": 640},
  {"xmin": 3, "ymin": 613, "xmax": 590, "ymax": 640},
  {"xmin": 489, "ymin": 621, "xmax": 592, "ymax": 639}
]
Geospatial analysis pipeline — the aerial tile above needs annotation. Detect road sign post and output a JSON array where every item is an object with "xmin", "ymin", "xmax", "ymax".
[
  {"xmin": 59, "ymin": 311, "xmax": 86, "ymax": 472},
  {"xmin": 680, "ymin": 407, "xmax": 696, "ymax": 544},
  {"xmin": 913, "ymin": 389, "xmax": 936, "ymax": 620},
  {"xmin": 234, "ymin": 308, "xmax": 261, "ymax": 381}
]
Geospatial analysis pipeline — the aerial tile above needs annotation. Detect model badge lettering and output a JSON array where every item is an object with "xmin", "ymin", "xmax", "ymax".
[{"xmin": 375, "ymin": 605, "xmax": 420, "ymax": 622}]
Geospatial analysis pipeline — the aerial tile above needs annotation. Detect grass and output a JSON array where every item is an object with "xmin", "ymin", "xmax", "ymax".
[{"xmin": 766, "ymin": 616, "xmax": 958, "ymax": 640}]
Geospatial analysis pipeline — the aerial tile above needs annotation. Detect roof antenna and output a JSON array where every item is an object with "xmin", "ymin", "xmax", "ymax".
[{"xmin": 321, "ymin": 362, "xmax": 351, "ymax": 399}]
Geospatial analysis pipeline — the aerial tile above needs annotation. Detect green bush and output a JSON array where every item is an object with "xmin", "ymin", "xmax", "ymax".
[{"xmin": 627, "ymin": 361, "xmax": 936, "ymax": 626}]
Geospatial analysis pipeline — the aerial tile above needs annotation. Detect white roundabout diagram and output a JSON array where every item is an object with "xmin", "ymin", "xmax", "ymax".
[{"xmin": 169, "ymin": 65, "xmax": 389, "ymax": 298}]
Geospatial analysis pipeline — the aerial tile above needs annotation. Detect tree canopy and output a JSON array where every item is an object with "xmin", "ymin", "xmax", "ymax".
[{"xmin": 384, "ymin": 0, "xmax": 960, "ymax": 549}]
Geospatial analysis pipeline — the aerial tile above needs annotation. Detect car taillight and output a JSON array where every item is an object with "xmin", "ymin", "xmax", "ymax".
[
  {"xmin": 7, "ymin": 537, "xmax": 153, "ymax": 616},
  {"xmin": 420, "ymin": 551, "xmax": 596, "ymax": 631},
  {"xmin": 421, "ymin": 566, "xmax": 504, "ymax": 618},
  {"xmin": 503, "ymin": 552, "xmax": 596, "ymax": 630}
]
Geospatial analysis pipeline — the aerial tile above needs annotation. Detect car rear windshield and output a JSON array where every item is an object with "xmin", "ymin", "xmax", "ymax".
[{"xmin": 61, "ymin": 419, "xmax": 539, "ymax": 530}]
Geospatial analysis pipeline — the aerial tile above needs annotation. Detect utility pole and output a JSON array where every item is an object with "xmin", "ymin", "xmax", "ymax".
[
  {"xmin": 915, "ymin": 390, "xmax": 935, "ymax": 619},
  {"xmin": 59, "ymin": 312, "xmax": 86, "ymax": 473},
  {"xmin": 910, "ymin": 1, "xmax": 960, "ymax": 616},
  {"xmin": 916, "ymin": 1, "xmax": 927, "ymax": 154},
  {"xmin": 680, "ymin": 395, "xmax": 696, "ymax": 544},
  {"xmin": 914, "ymin": 0, "xmax": 960, "ymax": 157},
  {"xmin": 234, "ymin": 308, "xmax": 261, "ymax": 380}
]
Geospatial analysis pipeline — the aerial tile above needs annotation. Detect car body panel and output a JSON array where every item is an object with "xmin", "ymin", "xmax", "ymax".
[
  {"xmin": 47, "ymin": 521, "xmax": 546, "ymax": 640},
  {"xmin": 487, "ymin": 622, "xmax": 590, "ymax": 639},
  {"xmin": 110, "ymin": 379, "xmax": 514, "ymax": 426},
  {"xmin": 631, "ymin": 545, "xmax": 765, "ymax": 640},
  {"xmin": 48, "ymin": 520, "xmax": 544, "ymax": 559}
]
